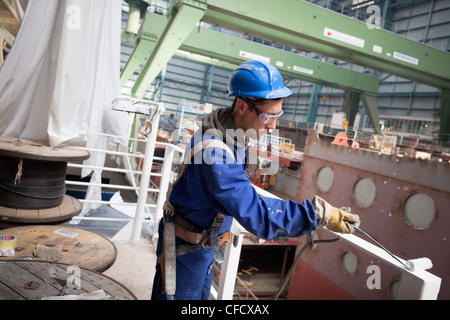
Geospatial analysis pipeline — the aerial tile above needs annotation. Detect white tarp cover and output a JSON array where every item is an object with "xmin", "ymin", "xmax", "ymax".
[{"xmin": 0, "ymin": 0, "xmax": 130, "ymax": 214}]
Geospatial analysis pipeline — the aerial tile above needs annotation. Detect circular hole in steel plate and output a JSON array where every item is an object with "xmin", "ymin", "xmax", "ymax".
[
  {"xmin": 353, "ymin": 177, "xmax": 376, "ymax": 208},
  {"xmin": 389, "ymin": 280, "xmax": 400, "ymax": 300},
  {"xmin": 403, "ymin": 193, "xmax": 435, "ymax": 230},
  {"xmin": 316, "ymin": 166, "xmax": 334, "ymax": 192},
  {"xmin": 341, "ymin": 251, "xmax": 358, "ymax": 274}
]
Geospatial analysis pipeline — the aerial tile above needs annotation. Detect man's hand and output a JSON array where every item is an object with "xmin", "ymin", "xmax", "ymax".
[{"xmin": 312, "ymin": 196, "xmax": 360, "ymax": 234}]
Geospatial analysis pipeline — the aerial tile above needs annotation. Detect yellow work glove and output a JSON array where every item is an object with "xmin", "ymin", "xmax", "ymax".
[{"xmin": 312, "ymin": 196, "xmax": 360, "ymax": 234}]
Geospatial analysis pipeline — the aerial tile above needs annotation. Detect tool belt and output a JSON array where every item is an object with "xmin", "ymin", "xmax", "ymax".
[
  {"xmin": 173, "ymin": 220, "xmax": 232, "ymax": 249},
  {"xmin": 163, "ymin": 205, "xmax": 231, "ymax": 251}
]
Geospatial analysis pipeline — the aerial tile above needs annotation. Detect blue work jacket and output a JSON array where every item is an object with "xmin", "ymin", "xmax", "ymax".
[
  {"xmin": 170, "ymin": 129, "xmax": 317, "ymax": 240},
  {"xmin": 151, "ymin": 126, "xmax": 317, "ymax": 300}
]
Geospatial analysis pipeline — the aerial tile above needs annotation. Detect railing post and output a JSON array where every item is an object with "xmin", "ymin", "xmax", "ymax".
[
  {"xmin": 153, "ymin": 144, "xmax": 175, "ymax": 242},
  {"xmin": 217, "ymin": 232, "xmax": 244, "ymax": 300},
  {"xmin": 131, "ymin": 107, "xmax": 162, "ymax": 242}
]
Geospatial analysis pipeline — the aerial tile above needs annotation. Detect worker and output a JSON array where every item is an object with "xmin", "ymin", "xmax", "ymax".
[
  {"xmin": 162, "ymin": 113, "xmax": 176, "ymax": 133},
  {"xmin": 137, "ymin": 118, "xmax": 151, "ymax": 139},
  {"xmin": 151, "ymin": 60, "xmax": 360, "ymax": 300}
]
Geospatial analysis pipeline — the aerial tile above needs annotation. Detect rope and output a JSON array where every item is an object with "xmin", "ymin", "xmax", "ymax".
[
  {"xmin": 273, "ymin": 225, "xmax": 413, "ymax": 300},
  {"xmin": 235, "ymin": 275, "xmax": 259, "ymax": 300},
  {"xmin": 14, "ymin": 158, "xmax": 23, "ymax": 185},
  {"xmin": 273, "ymin": 233, "xmax": 339, "ymax": 300},
  {"xmin": 353, "ymin": 226, "xmax": 413, "ymax": 270}
]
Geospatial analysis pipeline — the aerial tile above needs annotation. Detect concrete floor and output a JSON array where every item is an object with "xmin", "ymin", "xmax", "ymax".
[
  {"xmin": 67, "ymin": 206, "xmax": 158, "ymax": 300},
  {"xmin": 64, "ymin": 157, "xmax": 159, "ymax": 300},
  {"xmin": 103, "ymin": 235, "xmax": 157, "ymax": 300}
]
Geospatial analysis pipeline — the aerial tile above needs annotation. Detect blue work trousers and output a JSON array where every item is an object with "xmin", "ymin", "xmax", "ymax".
[{"xmin": 151, "ymin": 244, "xmax": 214, "ymax": 300}]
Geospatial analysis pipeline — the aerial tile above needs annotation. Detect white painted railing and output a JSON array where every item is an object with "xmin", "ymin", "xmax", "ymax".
[
  {"xmin": 66, "ymin": 130, "xmax": 184, "ymax": 241},
  {"xmin": 65, "ymin": 117, "xmax": 441, "ymax": 299},
  {"xmin": 254, "ymin": 185, "xmax": 442, "ymax": 300},
  {"xmin": 65, "ymin": 101, "xmax": 184, "ymax": 242},
  {"xmin": 210, "ymin": 225, "xmax": 244, "ymax": 300}
]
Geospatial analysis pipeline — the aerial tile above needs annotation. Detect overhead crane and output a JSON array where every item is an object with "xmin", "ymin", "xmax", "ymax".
[{"xmin": 121, "ymin": 0, "xmax": 450, "ymax": 142}]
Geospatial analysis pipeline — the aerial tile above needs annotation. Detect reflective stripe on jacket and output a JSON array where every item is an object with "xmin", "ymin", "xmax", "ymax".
[{"xmin": 169, "ymin": 129, "xmax": 317, "ymax": 240}]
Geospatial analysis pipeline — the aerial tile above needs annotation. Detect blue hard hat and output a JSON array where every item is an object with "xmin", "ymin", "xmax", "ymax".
[{"xmin": 227, "ymin": 60, "xmax": 292, "ymax": 99}]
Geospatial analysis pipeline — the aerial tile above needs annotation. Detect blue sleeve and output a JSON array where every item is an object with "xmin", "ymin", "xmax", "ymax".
[{"xmin": 201, "ymin": 147, "xmax": 317, "ymax": 240}]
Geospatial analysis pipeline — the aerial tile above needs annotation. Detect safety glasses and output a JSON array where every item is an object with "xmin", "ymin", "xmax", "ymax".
[{"xmin": 241, "ymin": 97, "xmax": 284, "ymax": 125}]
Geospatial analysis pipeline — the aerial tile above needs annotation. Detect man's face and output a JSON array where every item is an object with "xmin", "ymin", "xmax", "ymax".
[{"xmin": 240, "ymin": 98, "xmax": 283, "ymax": 139}]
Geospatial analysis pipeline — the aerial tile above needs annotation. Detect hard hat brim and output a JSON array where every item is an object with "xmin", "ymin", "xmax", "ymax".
[{"xmin": 227, "ymin": 86, "xmax": 292, "ymax": 99}]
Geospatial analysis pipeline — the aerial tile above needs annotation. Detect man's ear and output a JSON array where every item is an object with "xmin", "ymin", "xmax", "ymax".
[{"xmin": 235, "ymin": 99, "xmax": 246, "ymax": 115}]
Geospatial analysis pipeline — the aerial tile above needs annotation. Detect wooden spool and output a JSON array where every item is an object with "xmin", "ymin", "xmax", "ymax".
[
  {"xmin": 0, "ymin": 195, "xmax": 82, "ymax": 224},
  {"xmin": 0, "ymin": 260, "xmax": 137, "ymax": 300},
  {"xmin": 0, "ymin": 136, "xmax": 90, "ymax": 221},
  {"xmin": 0, "ymin": 156, "xmax": 67, "ymax": 209},
  {"xmin": 0, "ymin": 225, "xmax": 117, "ymax": 273}
]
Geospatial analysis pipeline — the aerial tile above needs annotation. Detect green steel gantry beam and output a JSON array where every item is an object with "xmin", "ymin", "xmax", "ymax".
[
  {"xmin": 441, "ymin": 89, "xmax": 450, "ymax": 145},
  {"xmin": 129, "ymin": 0, "xmax": 207, "ymax": 100},
  {"xmin": 0, "ymin": 24, "xmax": 15, "ymax": 47},
  {"xmin": 122, "ymin": 0, "xmax": 450, "ymax": 138},
  {"xmin": 122, "ymin": 8, "xmax": 380, "ymax": 130},
  {"xmin": 202, "ymin": 0, "xmax": 450, "ymax": 141},
  {"xmin": 123, "ymin": 13, "xmax": 380, "ymax": 95},
  {"xmin": 204, "ymin": 0, "xmax": 450, "ymax": 90}
]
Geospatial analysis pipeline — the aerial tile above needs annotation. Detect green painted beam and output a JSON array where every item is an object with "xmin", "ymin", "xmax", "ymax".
[
  {"xmin": 182, "ymin": 26, "xmax": 379, "ymax": 96},
  {"xmin": 120, "ymin": 31, "xmax": 158, "ymax": 86},
  {"xmin": 131, "ymin": 0, "xmax": 207, "ymax": 98},
  {"xmin": 360, "ymin": 93, "xmax": 381, "ymax": 133},
  {"xmin": 122, "ymin": 12, "xmax": 381, "ymax": 132},
  {"xmin": 307, "ymin": 84, "xmax": 321, "ymax": 124},
  {"xmin": 344, "ymin": 91, "xmax": 360, "ymax": 128},
  {"xmin": 124, "ymin": 13, "xmax": 379, "ymax": 96},
  {"xmin": 204, "ymin": 0, "xmax": 450, "ymax": 90},
  {"xmin": 440, "ymin": 89, "xmax": 450, "ymax": 146},
  {"xmin": 0, "ymin": 24, "xmax": 15, "ymax": 46}
]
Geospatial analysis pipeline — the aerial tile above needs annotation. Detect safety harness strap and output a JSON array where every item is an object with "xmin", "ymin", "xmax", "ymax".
[
  {"xmin": 163, "ymin": 212, "xmax": 176, "ymax": 299},
  {"xmin": 164, "ymin": 138, "xmax": 236, "ymax": 260},
  {"xmin": 161, "ymin": 138, "xmax": 237, "ymax": 298},
  {"xmin": 183, "ymin": 139, "xmax": 236, "ymax": 166},
  {"xmin": 209, "ymin": 213, "xmax": 226, "ymax": 263}
]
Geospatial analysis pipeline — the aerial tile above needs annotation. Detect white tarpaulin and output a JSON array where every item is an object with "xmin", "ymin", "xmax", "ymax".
[{"xmin": 0, "ymin": 0, "xmax": 130, "ymax": 214}]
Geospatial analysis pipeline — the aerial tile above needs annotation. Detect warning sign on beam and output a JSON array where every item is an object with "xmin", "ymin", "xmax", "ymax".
[
  {"xmin": 393, "ymin": 51, "xmax": 419, "ymax": 66},
  {"xmin": 239, "ymin": 51, "xmax": 270, "ymax": 63},
  {"xmin": 324, "ymin": 27, "xmax": 365, "ymax": 48}
]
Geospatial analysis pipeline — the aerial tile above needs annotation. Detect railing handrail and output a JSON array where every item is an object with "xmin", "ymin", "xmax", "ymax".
[
  {"xmin": 253, "ymin": 185, "xmax": 442, "ymax": 300},
  {"xmin": 70, "ymin": 127, "xmax": 441, "ymax": 300}
]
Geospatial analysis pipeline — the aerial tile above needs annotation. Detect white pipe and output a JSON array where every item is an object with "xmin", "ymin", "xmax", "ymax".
[
  {"xmin": 81, "ymin": 146, "xmax": 144, "ymax": 157},
  {"xmin": 71, "ymin": 216, "xmax": 153, "ymax": 223},
  {"xmin": 85, "ymin": 131, "xmax": 185, "ymax": 153},
  {"xmin": 65, "ymin": 180, "xmax": 159, "ymax": 193},
  {"xmin": 153, "ymin": 144, "xmax": 175, "ymax": 242},
  {"xmin": 80, "ymin": 146, "xmax": 164, "ymax": 160},
  {"xmin": 67, "ymin": 163, "xmax": 162, "ymax": 177},
  {"xmin": 72, "ymin": 217, "xmax": 133, "ymax": 222},
  {"xmin": 67, "ymin": 163, "xmax": 143, "ymax": 175},
  {"xmin": 131, "ymin": 106, "xmax": 163, "ymax": 242},
  {"xmin": 78, "ymin": 199, "xmax": 157, "ymax": 208}
]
